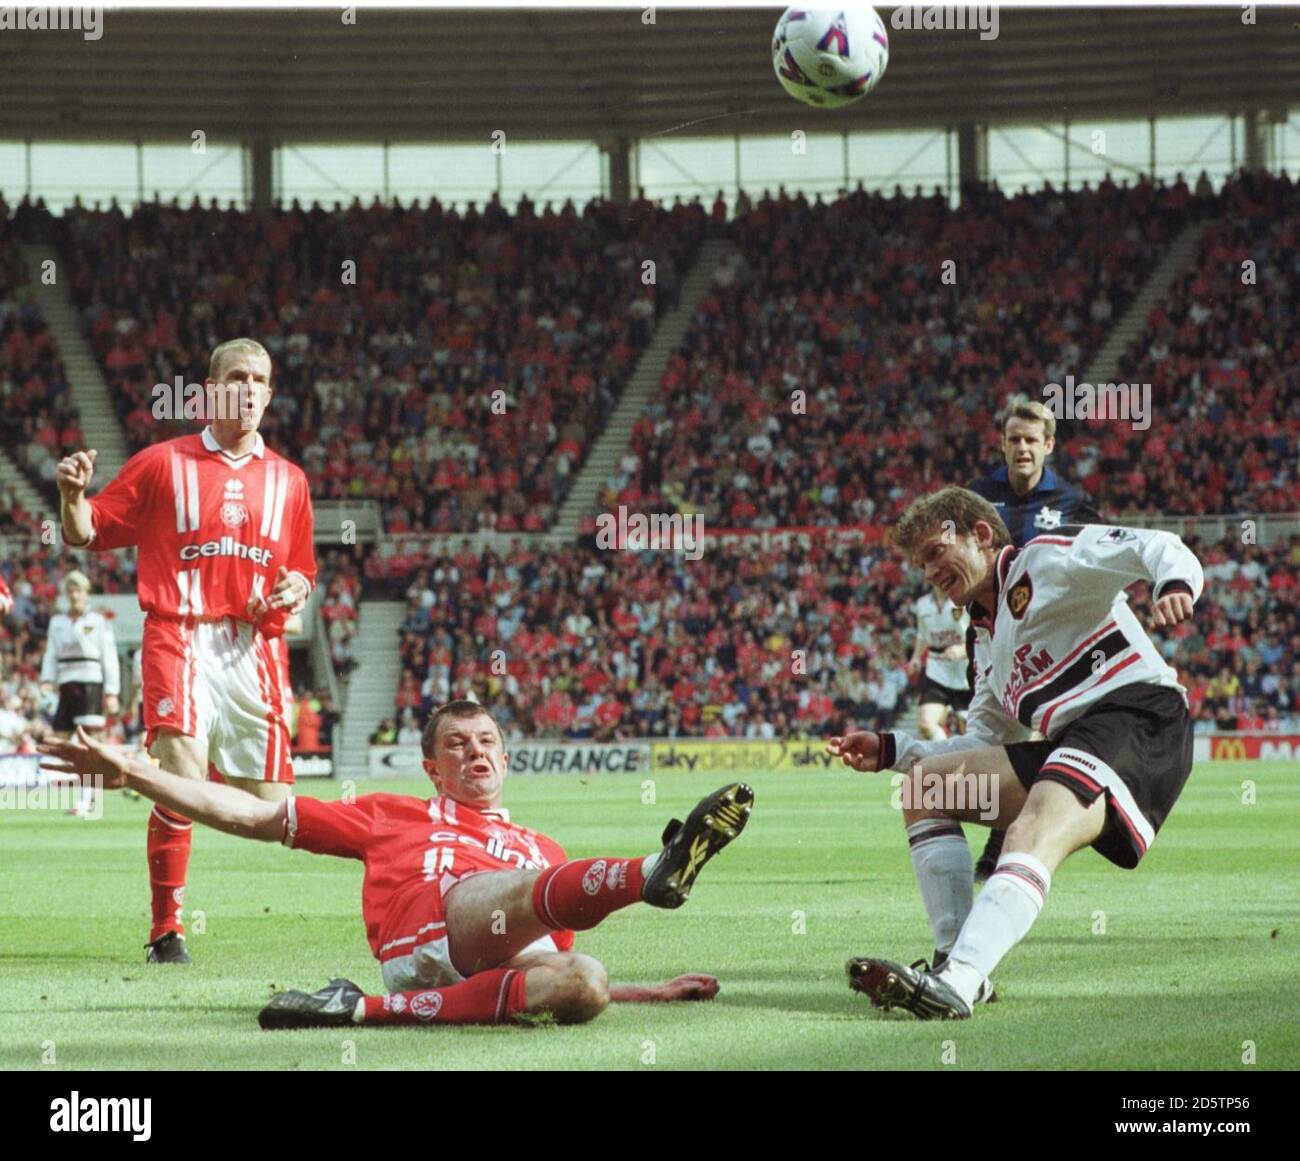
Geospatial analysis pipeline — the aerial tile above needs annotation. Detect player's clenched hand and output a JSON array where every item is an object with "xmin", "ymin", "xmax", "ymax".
[
  {"xmin": 611, "ymin": 974, "xmax": 720, "ymax": 1002},
  {"xmin": 247, "ymin": 567, "xmax": 309, "ymax": 620},
  {"xmin": 55, "ymin": 449, "xmax": 97, "ymax": 498},
  {"xmin": 826, "ymin": 731, "xmax": 881, "ymax": 772},
  {"xmin": 38, "ymin": 725, "xmax": 129, "ymax": 790},
  {"xmin": 656, "ymin": 974, "xmax": 720, "ymax": 1002},
  {"xmin": 267, "ymin": 566, "xmax": 309, "ymax": 614},
  {"xmin": 1151, "ymin": 592, "xmax": 1194, "ymax": 628}
]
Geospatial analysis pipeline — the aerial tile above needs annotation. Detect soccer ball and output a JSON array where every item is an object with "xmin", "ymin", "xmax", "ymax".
[{"xmin": 771, "ymin": 7, "xmax": 890, "ymax": 109}]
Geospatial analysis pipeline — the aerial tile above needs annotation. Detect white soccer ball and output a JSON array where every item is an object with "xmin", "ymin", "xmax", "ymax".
[{"xmin": 771, "ymin": 6, "xmax": 890, "ymax": 109}]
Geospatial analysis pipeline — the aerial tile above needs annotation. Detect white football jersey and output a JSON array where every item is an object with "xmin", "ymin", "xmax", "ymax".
[
  {"xmin": 914, "ymin": 591, "xmax": 970, "ymax": 690},
  {"xmin": 40, "ymin": 610, "xmax": 121, "ymax": 695},
  {"xmin": 884, "ymin": 524, "xmax": 1203, "ymax": 771}
]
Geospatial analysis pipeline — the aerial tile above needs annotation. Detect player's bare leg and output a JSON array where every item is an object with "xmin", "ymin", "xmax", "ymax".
[
  {"xmin": 897, "ymin": 744, "xmax": 1027, "ymax": 957},
  {"xmin": 143, "ymin": 729, "xmax": 207, "ymax": 963},
  {"xmin": 260, "ymin": 949, "xmax": 610, "ymax": 1030},
  {"xmin": 915, "ymin": 700, "xmax": 948, "ymax": 741},
  {"xmin": 446, "ymin": 781, "xmax": 753, "ymax": 975},
  {"xmin": 849, "ymin": 746, "xmax": 1026, "ymax": 1008},
  {"xmin": 259, "ymin": 783, "xmax": 753, "ymax": 1030},
  {"xmin": 855, "ymin": 775, "xmax": 1106, "ymax": 1019}
]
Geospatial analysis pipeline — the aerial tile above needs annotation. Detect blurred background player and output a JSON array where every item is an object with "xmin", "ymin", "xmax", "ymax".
[
  {"xmin": 56, "ymin": 338, "xmax": 317, "ymax": 964},
  {"xmin": 966, "ymin": 396, "xmax": 1100, "ymax": 880},
  {"xmin": 908, "ymin": 583, "xmax": 971, "ymax": 741},
  {"xmin": 40, "ymin": 570, "xmax": 120, "ymax": 817}
]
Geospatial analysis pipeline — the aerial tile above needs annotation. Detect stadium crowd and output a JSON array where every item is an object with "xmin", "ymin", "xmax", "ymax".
[
  {"xmin": 1, "ymin": 205, "xmax": 84, "ymax": 498},
  {"xmin": 353, "ymin": 528, "xmax": 1300, "ymax": 742},
  {"xmin": 1088, "ymin": 168, "xmax": 1300, "ymax": 515},
  {"xmin": 55, "ymin": 192, "xmax": 708, "ymax": 532},
  {"xmin": 601, "ymin": 172, "xmax": 1204, "ymax": 529}
]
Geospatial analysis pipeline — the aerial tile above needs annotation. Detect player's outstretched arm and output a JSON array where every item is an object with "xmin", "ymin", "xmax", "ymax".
[
  {"xmin": 610, "ymin": 974, "xmax": 720, "ymax": 1002},
  {"xmin": 40, "ymin": 727, "xmax": 285, "ymax": 842}
]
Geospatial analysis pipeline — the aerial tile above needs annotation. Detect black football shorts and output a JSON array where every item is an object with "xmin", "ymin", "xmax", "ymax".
[{"xmin": 1005, "ymin": 684, "xmax": 1193, "ymax": 869}]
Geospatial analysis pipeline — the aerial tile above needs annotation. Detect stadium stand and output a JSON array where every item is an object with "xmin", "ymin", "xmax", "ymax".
[
  {"xmin": 600, "ymin": 175, "xmax": 1205, "ymax": 528},
  {"xmin": 55, "ymin": 193, "xmax": 709, "ymax": 532},
  {"xmin": 365, "ymin": 529, "xmax": 1300, "ymax": 741}
]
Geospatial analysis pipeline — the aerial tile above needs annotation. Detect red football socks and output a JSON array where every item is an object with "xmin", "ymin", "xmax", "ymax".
[
  {"xmin": 531, "ymin": 857, "xmax": 646, "ymax": 931},
  {"xmin": 362, "ymin": 968, "xmax": 527, "ymax": 1025},
  {"xmin": 147, "ymin": 806, "xmax": 193, "ymax": 942}
]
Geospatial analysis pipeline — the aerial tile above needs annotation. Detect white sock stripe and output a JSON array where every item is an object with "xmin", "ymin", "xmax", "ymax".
[
  {"xmin": 906, "ymin": 818, "xmax": 961, "ymax": 838},
  {"xmin": 540, "ymin": 871, "xmax": 562, "ymax": 928},
  {"xmin": 151, "ymin": 806, "xmax": 192, "ymax": 831},
  {"xmin": 991, "ymin": 856, "xmax": 1051, "ymax": 907},
  {"xmin": 906, "ymin": 819, "xmax": 967, "ymax": 849}
]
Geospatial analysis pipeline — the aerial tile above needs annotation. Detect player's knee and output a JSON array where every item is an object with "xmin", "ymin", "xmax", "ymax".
[{"xmin": 551, "ymin": 956, "xmax": 609, "ymax": 1024}]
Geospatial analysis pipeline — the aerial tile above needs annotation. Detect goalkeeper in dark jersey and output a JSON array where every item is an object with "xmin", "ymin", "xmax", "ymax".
[{"xmin": 966, "ymin": 396, "xmax": 1100, "ymax": 880}]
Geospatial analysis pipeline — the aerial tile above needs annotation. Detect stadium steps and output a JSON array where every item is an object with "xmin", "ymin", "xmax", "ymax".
[
  {"xmin": 0, "ymin": 447, "xmax": 46, "ymax": 517},
  {"xmin": 336, "ymin": 600, "xmax": 408, "ymax": 777},
  {"xmin": 18, "ymin": 243, "xmax": 131, "ymax": 486},
  {"xmin": 551, "ymin": 236, "xmax": 737, "ymax": 537},
  {"xmin": 1078, "ymin": 217, "xmax": 1208, "ymax": 385}
]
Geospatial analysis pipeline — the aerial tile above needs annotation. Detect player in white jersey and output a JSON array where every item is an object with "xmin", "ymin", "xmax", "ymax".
[
  {"xmin": 41, "ymin": 570, "xmax": 120, "ymax": 816},
  {"xmin": 907, "ymin": 587, "xmax": 971, "ymax": 740},
  {"xmin": 827, "ymin": 487, "xmax": 1201, "ymax": 1019}
]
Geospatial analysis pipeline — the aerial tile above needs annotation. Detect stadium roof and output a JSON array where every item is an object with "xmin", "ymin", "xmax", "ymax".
[{"xmin": 1, "ymin": 5, "xmax": 1298, "ymax": 144}]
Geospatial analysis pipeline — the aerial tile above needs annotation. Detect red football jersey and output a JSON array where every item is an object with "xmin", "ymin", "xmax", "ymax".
[
  {"xmin": 284, "ymin": 792, "xmax": 571, "ymax": 958},
  {"xmin": 85, "ymin": 429, "xmax": 316, "ymax": 633}
]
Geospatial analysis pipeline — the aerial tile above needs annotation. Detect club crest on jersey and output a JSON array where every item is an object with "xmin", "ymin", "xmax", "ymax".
[
  {"xmin": 156, "ymin": 697, "xmax": 174, "ymax": 717},
  {"xmin": 1034, "ymin": 505, "xmax": 1063, "ymax": 530},
  {"xmin": 220, "ymin": 479, "xmax": 249, "ymax": 528},
  {"xmin": 1007, "ymin": 575, "xmax": 1033, "ymax": 619}
]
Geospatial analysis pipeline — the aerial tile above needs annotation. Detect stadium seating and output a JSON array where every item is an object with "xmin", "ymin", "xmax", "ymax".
[
  {"xmin": 1091, "ymin": 168, "xmax": 1300, "ymax": 515},
  {"xmin": 56, "ymin": 193, "xmax": 708, "ymax": 532},
  {"xmin": 0, "ymin": 204, "xmax": 83, "ymax": 497},
  {"xmin": 369, "ymin": 530, "xmax": 1300, "ymax": 740},
  {"xmin": 600, "ymin": 175, "xmax": 1199, "ymax": 528}
]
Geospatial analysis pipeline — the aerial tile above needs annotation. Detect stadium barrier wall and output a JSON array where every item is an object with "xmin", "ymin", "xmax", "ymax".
[{"xmin": 363, "ymin": 734, "xmax": 1299, "ymax": 779}]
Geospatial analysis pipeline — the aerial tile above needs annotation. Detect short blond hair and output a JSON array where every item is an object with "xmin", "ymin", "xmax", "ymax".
[
  {"xmin": 893, "ymin": 487, "xmax": 1011, "ymax": 558},
  {"xmin": 1002, "ymin": 394, "xmax": 1056, "ymax": 441},
  {"xmin": 63, "ymin": 570, "xmax": 91, "ymax": 593},
  {"xmin": 208, "ymin": 338, "xmax": 272, "ymax": 382}
]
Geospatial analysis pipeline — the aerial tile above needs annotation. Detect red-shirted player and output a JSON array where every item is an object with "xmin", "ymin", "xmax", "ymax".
[
  {"xmin": 57, "ymin": 338, "xmax": 316, "ymax": 965},
  {"xmin": 41, "ymin": 700, "xmax": 753, "ymax": 1027},
  {"xmin": 0, "ymin": 572, "xmax": 12, "ymax": 615}
]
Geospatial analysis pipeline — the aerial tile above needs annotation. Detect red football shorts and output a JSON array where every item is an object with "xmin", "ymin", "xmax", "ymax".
[{"xmin": 141, "ymin": 616, "xmax": 293, "ymax": 783}]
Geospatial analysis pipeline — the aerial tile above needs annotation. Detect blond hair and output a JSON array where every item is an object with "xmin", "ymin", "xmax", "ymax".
[
  {"xmin": 63, "ymin": 570, "xmax": 91, "ymax": 593},
  {"xmin": 208, "ymin": 338, "xmax": 272, "ymax": 382},
  {"xmin": 893, "ymin": 487, "xmax": 1011, "ymax": 558},
  {"xmin": 1002, "ymin": 394, "xmax": 1056, "ymax": 441}
]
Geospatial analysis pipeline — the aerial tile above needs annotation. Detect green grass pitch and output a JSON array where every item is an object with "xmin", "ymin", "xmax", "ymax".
[{"xmin": 2, "ymin": 761, "xmax": 1296, "ymax": 1071}]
